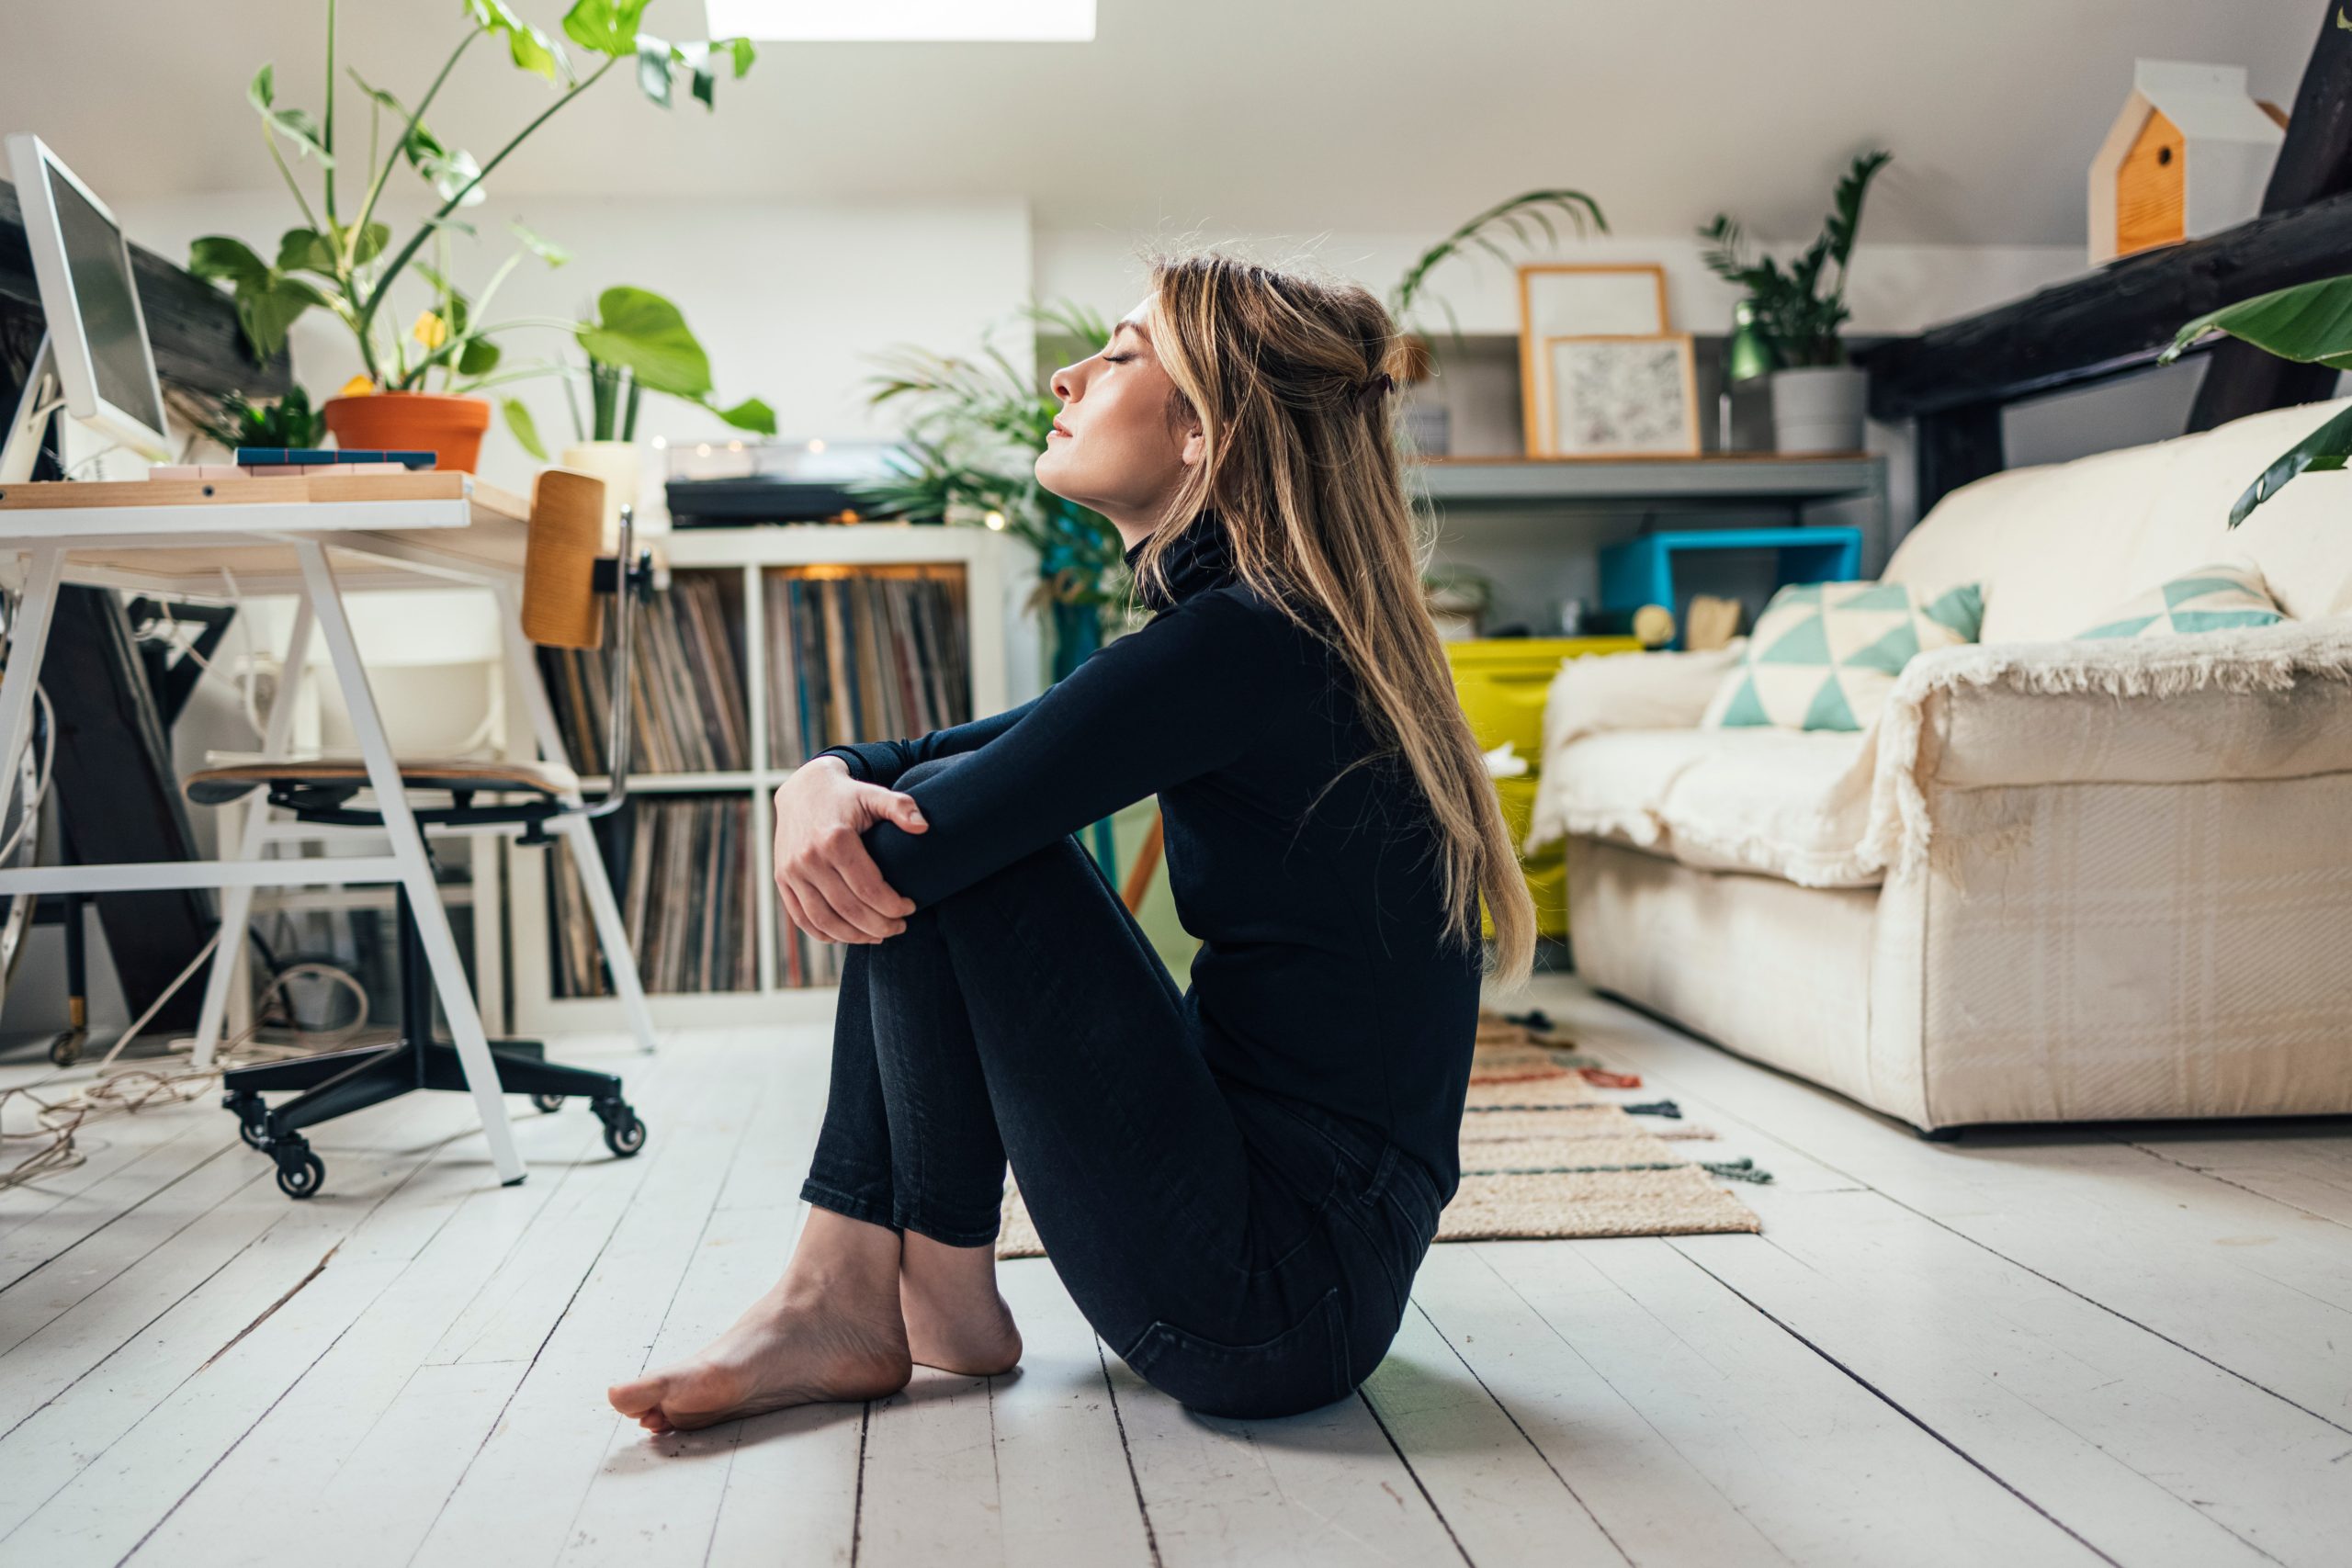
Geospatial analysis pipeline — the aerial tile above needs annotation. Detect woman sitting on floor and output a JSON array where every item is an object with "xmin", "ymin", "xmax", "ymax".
[{"xmin": 608, "ymin": 250, "xmax": 1536, "ymax": 1427}]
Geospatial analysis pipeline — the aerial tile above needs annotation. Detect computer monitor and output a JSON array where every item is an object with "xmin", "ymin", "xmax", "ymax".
[{"xmin": 2, "ymin": 133, "xmax": 174, "ymax": 481}]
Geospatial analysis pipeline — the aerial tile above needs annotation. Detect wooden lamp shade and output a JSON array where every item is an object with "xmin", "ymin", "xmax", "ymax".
[{"xmin": 522, "ymin": 468, "xmax": 607, "ymax": 650}]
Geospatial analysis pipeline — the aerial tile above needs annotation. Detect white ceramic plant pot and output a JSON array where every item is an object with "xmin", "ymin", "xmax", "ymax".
[
  {"xmin": 559, "ymin": 439, "xmax": 651, "ymax": 550},
  {"xmin": 1770, "ymin": 366, "xmax": 1867, "ymax": 454}
]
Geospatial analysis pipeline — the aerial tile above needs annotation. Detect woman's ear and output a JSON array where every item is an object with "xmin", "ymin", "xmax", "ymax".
[{"xmin": 1179, "ymin": 418, "xmax": 1206, "ymax": 468}]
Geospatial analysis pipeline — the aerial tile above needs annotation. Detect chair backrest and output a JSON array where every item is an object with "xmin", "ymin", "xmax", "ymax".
[{"xmin": 522, "ymin": 468, "xmax": 606, "ymax": 649}]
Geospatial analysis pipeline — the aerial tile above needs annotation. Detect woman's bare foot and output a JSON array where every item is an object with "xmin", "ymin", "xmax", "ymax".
[
  {"xmin": 899, "ymin": 1229, "xmax": 1023, "ymax": 1376},
  {"xmin": 607, "ymin": 1287, "xmax": 912, "ymax": 1434},
  {"xmin": 609, "ymin": 1207, "xmax": 911, "ymax": 1435}
]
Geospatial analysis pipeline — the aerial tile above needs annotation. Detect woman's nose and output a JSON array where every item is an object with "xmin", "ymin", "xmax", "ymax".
[{"xmin": 1049, "ymin": 359, "xmax": 1081, "ymax": 402}]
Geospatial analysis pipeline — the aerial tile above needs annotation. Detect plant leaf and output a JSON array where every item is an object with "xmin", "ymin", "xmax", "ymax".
[
  {"xmin": 238, "ymin": 274, "xmax": 332, "ymax": 360},
  {"xmin": 2166, "ymin": 272, "xmax": 2352, "ymax": 371},
  {"xmin": 723, "ymin": 36, "xmax": 755, "ymax": 75},
  {"xmin": 509, "ymin": 220, "xmax": 571, "ymax": 265},
  {"xmin": 713, "ymin": 396, "xmax": 776, "ymax": 434},
  {"xmin": 561, "ymin": 0, "xmax": 654, "ymax": 58},
  {"xmin": 580, "ymin": 285, "xmax": 712, "ymax": 397},
  {"xmin": 458, "ymin": 336, "xmax": 502, "ymax": 377},
  {"xmin": 423, "ymin": 146, "xmax": 487, "ymax": 207},
  {"xmin": 502, "ymin": 397, "xmax": 549, "ymax": 460},
  {"xmin": 346, "ymin": 69, "xmax": 448, "ymax": 170},
  {"xmin": 189, "ymin": 235, "xmax": 270, "ymax": 288},
  {"xmin": 635, "ymin": 34, "xmax": 673, "ymax": 106},
  {"xmin": 466, "ymin": 0, "xmax": 570, "ymax": 83},
  {"xmin": 276, "ymin": 228, "xmax": 338, "ymax": 276},
  {"xmin": 2229, "ymin": 403, "xmax": 2352, "ymax": 525}
]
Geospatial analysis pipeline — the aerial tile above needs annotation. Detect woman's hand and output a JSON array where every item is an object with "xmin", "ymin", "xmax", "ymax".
[{"xmin": 774, "ymin": 757, "xmax": 927, "ymax": 943}]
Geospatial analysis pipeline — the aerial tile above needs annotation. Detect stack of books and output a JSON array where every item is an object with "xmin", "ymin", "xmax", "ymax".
[
  {"xmin": 152, "ymin": 448, "xmax": 437, "ymax": 479},
  {"xmin": 766, "ymin": 570, "xmax": 973, "ymax": 768},
  {"xmin": 538, "ymin": 573, "xmax": 750, "ymax": 775},
  {"xmin": 549, "ymin": 795, "xmax": 756, "ymax": 997}
]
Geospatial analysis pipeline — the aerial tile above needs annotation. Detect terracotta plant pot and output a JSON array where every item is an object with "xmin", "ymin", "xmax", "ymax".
[{"xmin": 322, "ymin": 391, "xmax": 493, "ymax": 473}]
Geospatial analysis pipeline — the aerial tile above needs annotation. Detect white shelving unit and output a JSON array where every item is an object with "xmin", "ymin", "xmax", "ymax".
[{"xmin": 504, "ymin": 522, "xmax": 1046, "ymax": 1033}]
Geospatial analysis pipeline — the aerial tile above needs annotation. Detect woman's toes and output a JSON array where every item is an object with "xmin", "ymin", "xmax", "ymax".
[{"xmin": 607, "ymin": 1375, "xmax": 664, "ymax": 1417}]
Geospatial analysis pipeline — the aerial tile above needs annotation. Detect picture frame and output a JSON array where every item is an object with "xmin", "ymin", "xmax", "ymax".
[
  {"xmin": 1540, "ymin": 333, "xmax": 1701, "ymax": 458},
  {"xmin": 1517, "ymin": 264, "xmax": 1669, "ymax": 456}
]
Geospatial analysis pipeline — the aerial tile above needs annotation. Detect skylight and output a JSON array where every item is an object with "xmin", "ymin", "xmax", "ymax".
[{"xmin": 703, "ymin": 1, "xmax": 1096, "ymax": 41}]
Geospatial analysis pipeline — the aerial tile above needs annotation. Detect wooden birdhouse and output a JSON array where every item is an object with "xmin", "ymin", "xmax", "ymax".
[{"xmin": 2089, "ymin": 60, "xmax": 2286, "ymax": 265}]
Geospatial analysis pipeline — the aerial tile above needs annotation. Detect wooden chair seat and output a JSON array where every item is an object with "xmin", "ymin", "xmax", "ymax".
[{"xmin": 185, "ymin": 756, "xmax": 581, "ymax": 808}]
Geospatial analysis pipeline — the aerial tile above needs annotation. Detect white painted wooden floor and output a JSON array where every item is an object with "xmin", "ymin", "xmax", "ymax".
[{"xmin": 4, "ymin": 975, "xmax": 2348, "ymax": 1568}]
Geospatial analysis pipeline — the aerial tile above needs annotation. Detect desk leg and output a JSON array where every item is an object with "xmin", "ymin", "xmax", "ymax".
[
  {"xmin": 0, "ymin": 546, "xmax": 65, "ymax": 831},
  {"xmin": 494, "ymin": 587, "xmax": 658, "ymax": 1056},
  {"xmin": 295, "ymin": 542, "xmax": 526, "ymax": 1187},
  {"xmin": 192, "ymin": 599, "xmax": 314, "ymax": 1070}
]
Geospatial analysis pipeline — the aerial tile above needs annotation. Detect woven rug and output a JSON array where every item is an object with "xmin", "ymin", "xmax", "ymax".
[{"xmin": 994, "ymin": 1009, "xmax": 1764, "ymax": 1259}]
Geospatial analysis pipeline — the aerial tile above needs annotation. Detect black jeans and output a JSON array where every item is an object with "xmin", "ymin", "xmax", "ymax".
[{"xmin": 799, "ymin": 758, "xmax": 1447, "ymax": 1420}]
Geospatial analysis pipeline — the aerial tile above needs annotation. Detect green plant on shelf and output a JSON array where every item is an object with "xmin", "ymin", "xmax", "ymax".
[
  {"xmin": 186, "ymin": 0, "xmax": 755, "ymax": 394},
  {"xmin": 499, "ymin": 286, "xmax": 777, "ymax": 457},
  {"xmin": 1699, "ymin": 149, "xmax": 1892, "ymax": 370},
  {"xmin": 2165, "ymin": 271, "xmax": 2352, "ymax": 525},
  {"xmin": 1388, "ymin": 189, "xmax": 1609, "ymax": 349}
]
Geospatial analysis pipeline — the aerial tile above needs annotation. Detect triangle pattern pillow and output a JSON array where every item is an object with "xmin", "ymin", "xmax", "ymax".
[
  {"xmin": 1705, "ymin": 580, "xmax": 1984, "ymax": 733},
  {"xmin": 2073, "ymin": 558, "xmax": 2286, "ymax": 639}
]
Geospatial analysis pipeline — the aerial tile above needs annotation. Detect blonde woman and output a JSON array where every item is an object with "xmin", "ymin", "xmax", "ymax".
[{"xmin": 610, "ymin": 252, "xmax": 1535, "ymax": 1429}]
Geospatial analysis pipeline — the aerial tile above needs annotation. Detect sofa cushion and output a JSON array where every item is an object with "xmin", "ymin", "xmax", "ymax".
[
  {"xmin": 2072, "ymin": 556, "xmax": 2286, "ymax": 639},
  {"xmin": 1549, "ymin": 726, "xmax": 1882, "ymax": 888},
  {"xmin": 1704, "ymin": 579, "xmax": 1983, "ymax": 733}
]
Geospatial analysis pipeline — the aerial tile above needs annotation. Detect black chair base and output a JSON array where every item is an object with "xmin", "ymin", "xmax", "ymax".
[{"xmin": 221, "ymin": 880, "xmax": 645, "ymax": 1199}]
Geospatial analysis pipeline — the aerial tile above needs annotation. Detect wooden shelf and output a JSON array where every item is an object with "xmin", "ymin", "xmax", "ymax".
[{"xmin": 1410, "ymin": 454, "xmax": 1884, "ymax": 506}]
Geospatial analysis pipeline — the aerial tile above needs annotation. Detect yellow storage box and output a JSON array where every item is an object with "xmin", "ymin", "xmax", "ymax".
[{"xmin": 1447, "ymin": 637, "xmax": 1641, "ymax": 943}]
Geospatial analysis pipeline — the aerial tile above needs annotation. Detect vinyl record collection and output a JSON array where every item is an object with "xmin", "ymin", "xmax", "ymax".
[
  {"xmin": 537, "ymin": 571, "xmax": 751, "ymax": 775},
  {"xmin": 548, "ymin": 795, "xmax": 756, "ymax": 997},
  {"xmin": 765, "ymin": 567, "xmax": 973, "ymax": 768}
]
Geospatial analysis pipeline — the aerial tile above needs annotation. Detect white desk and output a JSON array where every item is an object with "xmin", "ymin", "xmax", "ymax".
[{"xmin": 0, "ymin": 471, "xmax": 657, "ymax": 1187}]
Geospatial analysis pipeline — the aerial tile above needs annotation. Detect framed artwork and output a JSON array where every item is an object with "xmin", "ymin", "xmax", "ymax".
[
  {"xmin": 1517, "ymin": 264, "xmax": 1669, "ymax": 455},
  {"xmin": 1541, "ymin": 333, "xmax": 1701, "ymax": 458}
]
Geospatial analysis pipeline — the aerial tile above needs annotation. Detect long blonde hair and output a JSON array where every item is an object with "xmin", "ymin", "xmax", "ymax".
[{"xmin": 1129, "ymin": 250, "xmax": 1535, "ymax": 987}]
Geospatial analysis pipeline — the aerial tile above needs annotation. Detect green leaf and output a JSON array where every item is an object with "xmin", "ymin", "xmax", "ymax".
[
  {"xmin": 423, "ymin": 145, "xmax": 487, "ymax": 207},
  {"xmin": 509, "ymin": 220, "xmax": 571, "ymax": 265},
  {"xmin": 458, "ymin": 335, "xmax": 503, "ymax": 377},
  {"xmin": 276, "ymin": 228, "xmax": 338, "ymax": 276},
  {"xmin": 466, "ymin": 0, "xmax": 570, "ymax": 82},
  {"xmin": 689, "ymin": 47, "xmax": 716, "ymax": 108},
  {"xmin": 347, "ymin": 69, "xmax": 448, "ymax": 170},
  {"xmin": 636, "ymin": 35, "xmax": 673, "ymax": 106},
  {"xmin": 713, "ymin": 396, "xmax": 776, "ymax": 434},
  {"xmin": 502, "ymin": 397, "xmax": 549, "ymax": 461},
  {"xmin": 189, "ymin": 235, "xmax": 270, "ymax": 288},
  {"xmin": 248, "ymin": 63, "xmax": 275, "ymax": 111},
  {"xmin": 561, "ymin": 0, "xmax": 654, "ymax": 58},
  {"xmin": 238, "ymin": 274, "xmax": 332, "ymax": 360},
  {"xmin": 579, "ymin": 285, "xmax": 711, "ymax": 397},
  {"xmin": 2166, "ymin": 272, "xmax": 2352, "ymax": 372},
  {"xmin": 2229, "ymin": 403, "xmax": 2352, "ymax": 525},
  {"xmin": 723, "ymin": 36, "xmax": 755, "ymax": 75}
]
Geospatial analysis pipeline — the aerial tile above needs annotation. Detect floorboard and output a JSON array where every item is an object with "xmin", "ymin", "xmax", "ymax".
[{"xmin": 2, "ymin": 984, "xmax": 2346, "ymax": 1567}]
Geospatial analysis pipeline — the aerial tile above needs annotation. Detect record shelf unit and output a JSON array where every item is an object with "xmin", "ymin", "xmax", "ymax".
[{"xmin": 504, "ymin": 522, "xmax": 1045, "ymax": 1032}]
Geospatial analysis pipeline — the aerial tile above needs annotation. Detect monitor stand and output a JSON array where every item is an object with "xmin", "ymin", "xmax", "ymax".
[{"xmin": 0, "ymin": 333, "xmax": 62, "ymax": 486}]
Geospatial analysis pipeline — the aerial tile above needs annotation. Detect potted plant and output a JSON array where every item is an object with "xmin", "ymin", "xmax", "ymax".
[
  {"xmin": 2163, "ymin": 273, "xmax": 2352, "ymax": 524},
  {"xmin": 1385, "ymin": 189, "xmax": 1607, "ymax": 454},
  {"xmin": 1699, "ymin": 149, "xmax": 1892, "ymax": 454},
  {"xmin": 498, "ymin": 285, "xmax": 775, "ymax": 538},
  {"xmin": 187, "ymin": 0, "xmax": 755, "ymax": 471}
]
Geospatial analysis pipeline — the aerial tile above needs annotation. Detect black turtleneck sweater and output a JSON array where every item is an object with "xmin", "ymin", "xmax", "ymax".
[{"xmin": 810, "ymin": 510, "xmax": 1482, "ymax": 1198}]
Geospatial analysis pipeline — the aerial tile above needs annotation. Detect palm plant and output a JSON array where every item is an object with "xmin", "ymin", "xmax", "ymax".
[
  {"xmin": 1700, "ymin": 150, "xmax": 1893, "ymax": 369},
  {"xmin": 1388, "ymin": 190, "xmax": 1609, "ymax": 346},
  {"xmin": 2164, "ymin": 274, "xmax": 2352, "ymax": 524},
  {"xmin": 855, "ymin": 302, "xmax": 1125, "ymax": 679}
]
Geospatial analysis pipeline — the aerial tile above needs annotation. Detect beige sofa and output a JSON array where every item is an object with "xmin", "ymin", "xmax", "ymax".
[{"xmin": 1524, "ymin": 399, "xmax": 2352, "ymax": 1133}]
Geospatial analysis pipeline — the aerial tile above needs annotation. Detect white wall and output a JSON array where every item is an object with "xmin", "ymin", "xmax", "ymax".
[{"xmin": 119, "ymin": 192, "xmax": 1035, "ymax": 494}]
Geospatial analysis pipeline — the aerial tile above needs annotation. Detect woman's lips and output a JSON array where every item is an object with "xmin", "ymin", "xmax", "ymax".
[{"xmin": 1048, "ymin": 420, "xmax": 1072, "ymax": 439}]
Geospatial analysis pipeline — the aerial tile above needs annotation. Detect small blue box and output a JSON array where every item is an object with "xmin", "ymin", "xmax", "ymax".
[{"xmin": 1600, "ymin": 527, "xmax": 1864, "ymax": 649}]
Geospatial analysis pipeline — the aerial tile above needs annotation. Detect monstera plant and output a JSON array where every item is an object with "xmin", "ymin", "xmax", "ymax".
[{"xmin": 187, "ymin": 0, "xmax": 757, "ymax": 469}]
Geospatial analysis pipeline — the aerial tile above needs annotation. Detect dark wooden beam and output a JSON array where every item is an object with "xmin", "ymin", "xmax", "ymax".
[
  {"xmin": 1856, "ymin": 188, "xmax": 2352, "ymax": 421},
  {"xmin": 0, "ymin": 177, "xmax": 290, "ymax": 401},
  {"xmin": 1915, "ymin": 400, "xmax": 2006, "ymax": 515},
  {"xmin": 2188, "ymin": 0, "xmax": 2352, "ymax": 432}
]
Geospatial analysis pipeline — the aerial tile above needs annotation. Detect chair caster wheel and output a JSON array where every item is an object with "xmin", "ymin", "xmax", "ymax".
[
  {"xmin": 595, "ymin": 1100, "xmax": 646, "ymax": 1158},
  {"xmin": 268, "ymin": 1136, "xmax": 324, "ymax": 1199},
  {"xmin": 49, "ymin": 1028, "xmax": 85, "ymax": 1066},
  {"xmin": 531, "ymin": 1093, "xmax": 565, "ymax": 1113},
  {"xmin": 226, "ymin": 1091, "xmax": 270, "ymax": 1148}
]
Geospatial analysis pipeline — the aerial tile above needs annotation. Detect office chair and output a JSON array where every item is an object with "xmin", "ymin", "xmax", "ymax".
[{"xmin": 184, "ymin": 470, "xmax": 653, "ymax": 1199}]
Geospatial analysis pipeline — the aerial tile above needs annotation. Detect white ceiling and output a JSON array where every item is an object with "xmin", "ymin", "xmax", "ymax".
[{"xmin": 0, "ymin": 0, "xmax": 2322, "ymax": 244}]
